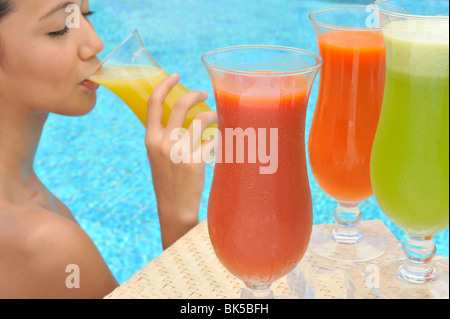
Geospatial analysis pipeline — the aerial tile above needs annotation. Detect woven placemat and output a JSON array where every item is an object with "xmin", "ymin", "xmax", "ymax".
[{"xmin": 105, "ymin": 220, "xmax": 443, "ymax": 299}]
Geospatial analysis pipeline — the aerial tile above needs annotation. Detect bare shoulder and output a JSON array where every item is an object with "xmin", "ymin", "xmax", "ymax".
[{"xmin": 0, "ymin": 203, "xmax": 118, "ymax": 299}]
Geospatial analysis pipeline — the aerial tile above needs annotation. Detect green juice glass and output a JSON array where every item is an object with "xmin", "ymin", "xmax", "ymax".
[{"xmin": 370, "ymin": 0, "xmax": 449, "ymax": 298}]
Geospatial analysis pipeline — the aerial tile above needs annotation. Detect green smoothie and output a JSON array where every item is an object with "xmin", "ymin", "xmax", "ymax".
[{"xmin": 371, "ymin": 19, "xmax": 449, "ymax": 236}]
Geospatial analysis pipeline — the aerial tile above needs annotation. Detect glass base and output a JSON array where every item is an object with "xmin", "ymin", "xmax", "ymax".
[
  {"xmin": 370, "ymin": 259, "xmax": 449, "ymax": 299},
  {"xmin": 308, "ymin": 223, "xmax": 388, "ymax": 262}
]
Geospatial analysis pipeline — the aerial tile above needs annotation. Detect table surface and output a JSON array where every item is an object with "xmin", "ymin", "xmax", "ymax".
[{"xmin": 105, "ymin": 220, "xmax": 446, "ymax": 299}]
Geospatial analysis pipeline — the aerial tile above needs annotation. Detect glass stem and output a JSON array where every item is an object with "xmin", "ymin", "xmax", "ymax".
[
  {"xmin": 332, "ymin": 202, "xmax": 362, "ymax": 244},
  {"xmin": 241, "ymin": 283, "xmax": 274, "ymax": 299},
  {"xmin": 398, "ymin": 234, "xmax": 438, "ymax": 284}
]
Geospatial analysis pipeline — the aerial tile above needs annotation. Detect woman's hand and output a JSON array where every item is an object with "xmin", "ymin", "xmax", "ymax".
[{"xmin": 145, "ymin": 73, "xmax": 217, "ymax": 249}]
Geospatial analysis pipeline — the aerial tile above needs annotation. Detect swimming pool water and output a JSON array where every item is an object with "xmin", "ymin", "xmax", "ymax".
[{"xmin": 35, "ymin": 0, "xmax": 448, "ymax": 284}]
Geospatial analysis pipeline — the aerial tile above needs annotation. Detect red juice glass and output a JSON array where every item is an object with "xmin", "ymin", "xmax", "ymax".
[{"xmin": 202, "ymin": 46, "xmax": 322, "ymax": 298}]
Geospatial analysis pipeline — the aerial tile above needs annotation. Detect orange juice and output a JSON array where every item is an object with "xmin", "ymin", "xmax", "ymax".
[
  {"xmin": 308, "ymin": 30, "xmax": 385, "ymax": 203},
  {"xmin": 91, "ymin": 65, "xmax": 213, "ymax": 129}
]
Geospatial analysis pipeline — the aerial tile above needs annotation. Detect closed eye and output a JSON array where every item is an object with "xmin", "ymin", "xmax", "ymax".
[
  {"xmin": 48, "ymin": 26, "xmax": 69, "ymax": 37},
  {"xmin": 83, "ymin": 10, "xmax": 95, "ymax": 18},
  {"xmin": 48, "ymin": 11, "xmax": 95, "ymax": 38}
]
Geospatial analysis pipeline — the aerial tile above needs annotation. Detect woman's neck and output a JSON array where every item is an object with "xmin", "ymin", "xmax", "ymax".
[{"xmin": 0, "ymin": 103, "xmax": 49, "ymax": 201}]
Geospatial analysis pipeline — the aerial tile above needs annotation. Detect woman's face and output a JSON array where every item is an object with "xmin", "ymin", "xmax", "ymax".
[{"xmin": 0, "ymin": 0, "xmax": 104, "ymax": 116}]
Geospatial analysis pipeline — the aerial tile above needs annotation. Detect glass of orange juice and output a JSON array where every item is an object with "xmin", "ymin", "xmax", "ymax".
[
  {"xmin": 203, "ymin": 46, "xmax": 322, "ymax": 298},
  {"xmin": 90, "ymin": 30, "xmax": 216, "ymax": 132},
  {"xmin": 307, "ymin": 6, "xmax": 388, "ymax": 262}
]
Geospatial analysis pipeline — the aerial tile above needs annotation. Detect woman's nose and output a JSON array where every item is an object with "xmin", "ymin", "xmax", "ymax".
[{"xmin": 78, "ymin": 18, "xmax": 105, "ymax": 61}]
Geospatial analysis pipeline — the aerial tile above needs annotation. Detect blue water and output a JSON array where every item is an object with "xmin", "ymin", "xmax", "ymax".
[{"xmin": 35, "ymin": 0, "xmax": 448, "ymax": 284}]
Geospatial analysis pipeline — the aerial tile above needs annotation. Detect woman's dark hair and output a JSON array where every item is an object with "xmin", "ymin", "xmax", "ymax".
[{"xmin": 0, "ymin": 0, "xmax": 12, "ymax": 21}]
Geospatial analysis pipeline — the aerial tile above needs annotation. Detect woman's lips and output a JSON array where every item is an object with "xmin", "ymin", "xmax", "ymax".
[{"xmin": 81, "ymin": 80, "xmax": 100, "ymax": 91}]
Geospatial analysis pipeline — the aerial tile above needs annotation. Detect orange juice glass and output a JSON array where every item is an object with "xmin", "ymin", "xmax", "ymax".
[
  {"xmin": 90, "ymin": 30, "xmax": 216, "ymax": 133},
  {"xmin": 203, "ymin": 46, "xmax": 322, "ymax": 299},
  {"xmin": 307, "ymin": 6, "xmax": 388, "ymax": 262}
]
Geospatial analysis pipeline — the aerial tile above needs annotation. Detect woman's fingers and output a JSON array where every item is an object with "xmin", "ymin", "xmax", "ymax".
[
  {"xmin": 146, "ymin": 73, "xmax": 217, "ymax": 165},
  {"xmin": 186, "ymin": 111, "xmax": 218, "ymax": 164},
  {"xmin": 165, "ymin": 90, "xmax": 209, "ymax": 132},
  {"xmin": 193, "ymin": 119, "xmax": 219, "ymax": 165},
  {"xmin": 188, "ymin": 111, "xmax": 218, "ymax": 148},
  {"xmin": 146, "ymin": 73, "xmax": 180, "ymax": 134}
]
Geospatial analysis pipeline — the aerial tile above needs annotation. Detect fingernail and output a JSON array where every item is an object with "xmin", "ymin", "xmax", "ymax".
[{"xmin": 170, "ymin": 73, "xmax": 179, "ymax": 79}]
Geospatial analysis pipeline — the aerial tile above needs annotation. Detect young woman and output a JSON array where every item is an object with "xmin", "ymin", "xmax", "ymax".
[{"xmin": 0, "ymin": 0, "xmax": 217, "ymax": 298}]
